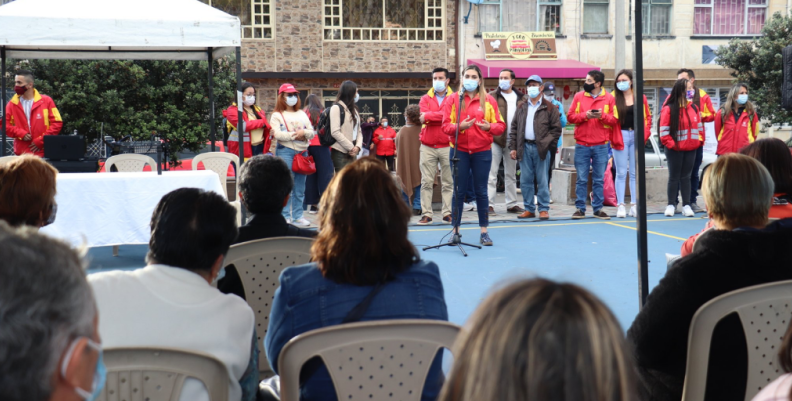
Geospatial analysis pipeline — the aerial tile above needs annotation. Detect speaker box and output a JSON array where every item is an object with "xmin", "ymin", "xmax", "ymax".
[{"xmin": 783, "ymin": 45, "xmax": 792, "ymax": 110}]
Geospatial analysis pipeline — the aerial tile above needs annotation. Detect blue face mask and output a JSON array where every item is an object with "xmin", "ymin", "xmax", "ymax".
[
  {"xmin": 527, "ymin": 87, "xmax": 541, "ymax": 99},
  {"xmin": 737, "ymin": 94, "xmax": 749, "ymax": 105},
  {"xmin": 616, "ymin": 81, "xmax": 631, "ymax": 92},
  {"xmin": 62, "ymin": 338, "xmax": 107, "ymax": 401},
  {"xmin": 433, "ymin": 80, "xmax": 447, "ymax": 93},
  {"xmin": 686, "ymin": 90, "xmax": 695, "ymax": 100},
  {"xmin": 499, "ymin": 80, "xmax": 511, "ymax": 91},
  {"xmin": 463, "ymin": 79, "xmax": 479, "ymax": 92},
  {"xmin": 354, "ymin": 93, "xmax": 360, "ymax": 103},
  {"xmin": 382, "ymin": 122, "xmax": 388, "ymax": 127}
]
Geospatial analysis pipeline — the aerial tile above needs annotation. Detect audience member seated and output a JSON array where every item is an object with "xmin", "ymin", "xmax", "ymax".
[
  {"xmin": 438, "ymin": 278, "xmax": 636, "ymax": 401},
  {"xmin": 264, "ymin": 158, "xmax": 448, "ymax": 401},
  {"xmin": 0, "ymin": 222, "xmax": 103, "ymax": 401},
  {"xmin": 0, "ymin": 154, "xmax": 58, "ymax": 228},
  {"xmin": 680, "ymin": 138, "xmax": 792, "ymax": 256},
  {"xmin": 218, "ymin": 155, "xmax": 316, "ymax": 300},
  {"xmin": 753, "ymin": 320, "xmax": 792, "ymax": 401},
  {"xmin": 88, "ymin": 188, "xmax": 258, "ymax": 401},
  {"xmin": 628, "ymin": 154, "xmax": 792, "ymax": 401}
]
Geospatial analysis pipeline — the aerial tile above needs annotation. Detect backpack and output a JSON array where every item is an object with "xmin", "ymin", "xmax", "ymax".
[{"xmin": 316, "ymin": 104, "xmax": 345, "ymax": 147}]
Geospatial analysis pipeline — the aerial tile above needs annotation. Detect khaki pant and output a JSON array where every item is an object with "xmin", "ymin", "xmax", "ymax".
[{"xmin": 419, "ymin": 145, "xmax": 453, "ymax": 218}]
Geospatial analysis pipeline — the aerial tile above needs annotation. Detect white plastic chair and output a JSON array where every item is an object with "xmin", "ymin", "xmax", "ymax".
[
  {"xmin": 682, "ymin": 280, "xmax": 792, "ymax": 401},
  {"xmin": 223, "ymin": 236, "xmax": 314, "ymax": 378},
  {"xmin": 96, "ymin": 347, "xmax": 228, "ymax": 401},
  {"xmin": 278, "ymin": 320, "xmax": 461, "ymax": 401},
  {"xmin": 193, "ymin": 152, "xmax": 241, "ymax": 224},
  {"xmin": 105, "ymin": 154, "xmax": 157, "ymax": 172},
  {"xmin": 0, "ymin": 155, "xmax": 19, "ymax": 166}
]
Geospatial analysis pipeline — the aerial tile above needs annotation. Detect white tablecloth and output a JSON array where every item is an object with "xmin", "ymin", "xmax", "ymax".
[{"xmin": 41, "ymin": 171, "xmax": 225, "ymax": 248}]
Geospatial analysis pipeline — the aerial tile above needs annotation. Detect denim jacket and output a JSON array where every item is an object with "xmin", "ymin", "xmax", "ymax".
[{"xmin": 265, "ymin": 260, "xmax": 448, "ymax": 401}]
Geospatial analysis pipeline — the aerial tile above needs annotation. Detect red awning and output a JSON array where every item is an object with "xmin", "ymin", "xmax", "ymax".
[{"xmin": 468, "ymin": 59, "xmax": 600, "ymax": 79}]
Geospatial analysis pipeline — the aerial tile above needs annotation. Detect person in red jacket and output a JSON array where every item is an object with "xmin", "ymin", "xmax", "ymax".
[
  {"xmin": 676, "ymin": 68, "xmax": 715, "ymax": 213},
  {"xmin": 372, "ymin": 117, "xmax": 397, "ymax": 171},
  {"xmin": 4, "ymin": 70, "xmax": 62, "ymax": 157},
  {"xmin": 223, "ymin": 82, "xmax": 271, "ymax": 159},
  {"xmin": 660, "ymin": 79, "xmax": 703, "ymax": 218},
  {"xmin": 442, "ymin": 65, "xmax": 506, "ymax": 246},
  {"xmin": 567, "ymin": 70, "xmax": 622, "ymax": 220},
  {"xmin": 417, "ymin": 67, "xmax": 455, "ymax": 225},
  {"xmin": 715, "ymin": 83, "xmax": 759, "ymax": 156}
]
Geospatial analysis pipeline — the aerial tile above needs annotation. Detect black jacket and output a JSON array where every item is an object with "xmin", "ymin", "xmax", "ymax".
[
  {"xmin": 508, "ymin": 98, "xmax": 561, "ymax": 161},
  {"xmin": 627, "ymin": 219, "xmax": 792, "ymax": 401},
  {"xmin": 217, "ymin": 213, "xmax": 316, "ymax": 300}
]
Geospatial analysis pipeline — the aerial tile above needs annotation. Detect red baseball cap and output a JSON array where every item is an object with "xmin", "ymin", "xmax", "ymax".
[{"xmin": 278, "ymin": 83, "xmax": 299, "ymax": 94}]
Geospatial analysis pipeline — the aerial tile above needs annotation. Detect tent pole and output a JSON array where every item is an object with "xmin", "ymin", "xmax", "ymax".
[
  {"xmin": 235, "ymin": 46, "xmax": 246, "ymax": 223},
  {"xmin": 208, "ymin": 48, "xmax": 216, "ymax": 152},
  {"xmin": 633, "ymin": 0, "xmax": 650, "ymax": 307},
  {"xmin": 1, "ymin": 47, "xmax": 6, "ymax": 157}
]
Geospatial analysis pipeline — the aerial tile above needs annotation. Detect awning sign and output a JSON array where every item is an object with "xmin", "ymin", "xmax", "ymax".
[{"xmin": 483, "ymin": 32, "xmax": 557, "ymax": 60}]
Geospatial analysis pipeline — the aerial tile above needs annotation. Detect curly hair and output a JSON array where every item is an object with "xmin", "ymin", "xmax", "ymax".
[
  {"xmin": 0, "ymin": 155, "xmax": 58, "ymax": 227},
  {"xmin": 405, "ymin": 104, "xmax": 421, "ymax": 125}
]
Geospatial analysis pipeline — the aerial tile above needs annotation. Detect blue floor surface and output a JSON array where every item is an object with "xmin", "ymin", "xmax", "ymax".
[{"xmin": 86, "ymin": 215, "xmax": 708, "ymax": 332}]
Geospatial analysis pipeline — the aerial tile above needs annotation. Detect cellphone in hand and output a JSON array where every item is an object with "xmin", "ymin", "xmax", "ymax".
[{"xmin": 590, "ymin": 109, "xmax": 601, "ymax": 113}]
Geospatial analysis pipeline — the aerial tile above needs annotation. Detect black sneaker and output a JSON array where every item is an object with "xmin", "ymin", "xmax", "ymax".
[
  {"xmin": 480, "ymin": 232, "xmax": 493, "ymax": 246},
  {"xmin": 572, "ymin": 209, "xmax": 586, "ymax": 219},
  {"xmin": 412, "ymin": 208, "xmax": 422, "ymax": 216},
  {"xmin": 593, "ymin": 210, "xmax": 611, "ymax": 220}
]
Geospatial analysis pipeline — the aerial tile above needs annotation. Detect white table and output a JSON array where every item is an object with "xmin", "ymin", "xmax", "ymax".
[{"xmin": 41, "ymin": 171, "xmax": 225, "ymax": 248}]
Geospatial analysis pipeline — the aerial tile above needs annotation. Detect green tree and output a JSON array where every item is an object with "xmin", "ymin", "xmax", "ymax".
[
  {"xmin": 5, "ymin": 57, "xmax": 236, "ymax": 162},
  {"xmin": 715, "ymin": 12, "xmax": 792, "ymax": 127}
]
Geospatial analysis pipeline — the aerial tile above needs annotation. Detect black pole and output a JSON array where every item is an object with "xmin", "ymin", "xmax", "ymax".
[
  {"xmin": 1, "ymin": 47, "xmax": 6, "ymax": 157},
  {"xmin": 633, "ymin": 2, "xmax": 650, "ymax": 307},
  {"xmin": 235, "ymin": 46, "xmax": 246, "ymax": 223},
  {"xmin": 208, "ymin": 47, "xmax": 216, "ymax": 152}
]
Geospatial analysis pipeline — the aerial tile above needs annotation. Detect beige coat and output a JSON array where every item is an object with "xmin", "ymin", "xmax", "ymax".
[{"xmin": 329, "ymin": 100, "xmax": 363, "ymax": 153}]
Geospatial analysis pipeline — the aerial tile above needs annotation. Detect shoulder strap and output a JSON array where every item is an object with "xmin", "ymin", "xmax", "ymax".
[
  {"xmin": 342, "ymin": 281, "xmax": 387, "ymax": 323},
  {"xmin": 278, "ymin": 112, "xmax": 291, "ymax": 132}
]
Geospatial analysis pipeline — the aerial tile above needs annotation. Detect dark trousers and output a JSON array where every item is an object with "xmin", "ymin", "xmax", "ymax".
[
  {"xmin": 377, "ymin": 155, "xmax": 395, "ymax": 171},
  {"xmin": 666, "ymin": 147, "xmax": 697, "ymax": 207},
  {"xmin": 303, "ymin": 145, "xmax": 334, "ymax": 208},
  {"xmin": 331, "ymin": 148, "xmax": 355, "ymax": 173},
  {"xmin": 451, "ymin": 149, "xmax": 492, "ymax": 227},
  {"xmin": 690, "ymin": 146, "xmax": 704, "ymax": 204},
  {"xmin": 251, "ymin": 143, "xmax": 265, "ymax": 156}
]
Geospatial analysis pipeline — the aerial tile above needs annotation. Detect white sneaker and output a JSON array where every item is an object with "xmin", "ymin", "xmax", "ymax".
[
  {"xmin": 293, "ymin": 218, "xmax": 311, "ymax": 226},
  {"xmin": 617, "ymin": 204, "xmax": 627, "ymax": 218},
  {"xmin": 664, "ymin": 205, "xmax": 675, "ymax": 217},
  {"xmin": 517, "ymin": 188, "xmax": 522, "ymax": 194},
  {"xmin": 534, "ymin": 195, "xmax": 538, "ymax": 205},
  {"xmin": 628, "ymin": 204, "xmax": 637, "ymax": 217},
  {"xmin": 464, "ymin": 202, "xmax": 476, "ymax": 211},
  {"xmin": 682, "ymin": 205, "xmax": 695, "ymax": 217}
]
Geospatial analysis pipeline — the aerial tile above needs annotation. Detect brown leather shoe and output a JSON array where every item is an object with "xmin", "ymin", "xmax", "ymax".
[
  {"xmin": 507, "ymin": 206, "xmax": 525, "ymax": 213},
  {"xmin": 488, "ymin": 206, "xmax": 496, "ymax": 216},
  {"xmin": 417, "ymin": 216, "xmax": 432, "ymax": 225},
  {"xmin": 443, "ymin": 215, "xmax": 452, "ymax": 223},
  {"xmin": 539, "ymin": 211, "xmax": 549, "ymax": 220},
  {"xmin": 517, "ymin": 211, "xmax": 536, "ymax": 219}
]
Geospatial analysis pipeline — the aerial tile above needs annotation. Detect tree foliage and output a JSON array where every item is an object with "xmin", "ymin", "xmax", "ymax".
[
  {"xmin": 5, "ymin": 57, "xmax": 236, "ymax": 161},
  {"xmin": 715, "ymin": 12, "xmax": 792, "ymax": 127}
]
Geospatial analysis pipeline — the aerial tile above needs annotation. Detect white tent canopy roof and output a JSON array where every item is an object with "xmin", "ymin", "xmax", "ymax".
[{"xmin": 0, "ymin": 0, "xmax": 241, "ymax": 60}]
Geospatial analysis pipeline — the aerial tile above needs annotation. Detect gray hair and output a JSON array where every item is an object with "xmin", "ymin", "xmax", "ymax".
[{"xmin": 0, "ymin": 223, "xmax": 95, "ymax": 401}]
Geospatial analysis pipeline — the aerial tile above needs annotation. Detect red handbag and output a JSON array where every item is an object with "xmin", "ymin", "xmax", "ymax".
[{"xmin": 279, "ymin": 112, "xmax": 316, "ymax": 175}]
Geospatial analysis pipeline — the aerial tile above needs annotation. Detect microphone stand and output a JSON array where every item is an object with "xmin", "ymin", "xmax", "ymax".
[{"xmin": 423, "ymin": 90, "xmax": 482, "ymax": 256}]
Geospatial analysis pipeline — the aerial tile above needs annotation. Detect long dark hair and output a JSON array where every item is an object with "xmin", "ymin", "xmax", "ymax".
[
  {"xmin": 336, "ymin": 80, "xmax": 359, "ymax": 126},
  {"xmin": 666, "ymin": 79, "xmax": 693, "ymax": 147},
  {"xmin": 740, "ymin": 138, "xmax": 792, "ymax": 195},
  {"xmin": 304, "ymin": 93, "xmax": 324, "ymax": 124},
  {"xmin": 240, "ymin": 82, "xmax": 263, "ymax": 120},
  {"xmin": 614, "ymin": 69, "xmax": 633, "ymax": 129}
]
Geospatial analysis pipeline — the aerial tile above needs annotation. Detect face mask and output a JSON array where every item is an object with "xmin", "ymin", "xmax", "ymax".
[
  {"xmin": 61, "ymin": 338, "xmax": 106, "ymax": 401},
  {"xmin": 616, "ymin": 81, "xmax": 631, "ymax": 92},
  {"xmin": 14, "ymin": 85, "xmax": 27, "ymax": 96},
  {"xmin": 544, "ymin": 94, "xmax": 554, "ymax": 102},
  {"xmin": 499, "ymin": 80, "xmax": 511, "ymax": 91},
  {"xmin": 285, "ymin": 95, "xmax": 298, "ymax": 107},
  {"xmin": 463, "ymin": 79, "xmax": 479, "ymax": 92},
  {"xmin": 583, "ymin": 83, "xmax": 596, "ymax": 93},
  {"xmin": 354, "ymin": 93, "xmax": 360, "ymax": 103},
  {"xmin": 433, "ymin": 80, "xmax": 447, "ymax": 93},
  {"xmin": 686, "ymin": 90, "xmax": 695, "ymax": 100},
  {"xmin": 382, "ymin": 122, "xmax": 388, "ymax": 127},
  {"xmin": 44, "ymin": 202, "xmax": 57, "ymax": 226},
  {"xmin": 527, "ymin": 87, "xmax": 541, "ymax": 99},
  {"xmin": 737, "ymin": 94, "xmax": 749, "ymax": 105},
  {"xmin": 243, "ymin": 95, "xmax": 255, "ymax": 106}
]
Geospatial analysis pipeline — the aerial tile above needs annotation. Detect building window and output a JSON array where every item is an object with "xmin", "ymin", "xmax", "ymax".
[
  {"xmin": 642, "ymin": 0, "xmax": 672, "ymax": 35},
  {"xmin": 202, "ymin": 0, "xmax": 273, "ymax": 39},
  {"xmin": 694, "ymin": 0, "xmax": 766, "ymax": 35},
  {"xmin": 324, "ymin": 0, "xmax": 444, "ymax": 41},
  {"xmin": 583, "ymin": 0, "xmax": 609, "ymax": 34},
  {"xmin": 479, "ymin": 0, "xmax": 562, "ymax": 34}
]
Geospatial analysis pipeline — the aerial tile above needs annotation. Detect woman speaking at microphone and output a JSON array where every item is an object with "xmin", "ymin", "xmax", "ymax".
[{"xmin": 442, "ymin": 65, "xmax": 506, "ymax": 246}]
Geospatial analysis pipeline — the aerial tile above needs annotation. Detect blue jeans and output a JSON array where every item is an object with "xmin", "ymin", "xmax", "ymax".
[
  {"xmin": 450, "ymin": 148, "xmax": 476, "ymax": 202},
  {"xmin": 520, "ymin": 143, "xmax": 550, "ymax": 213},
  {"xmin": 276, "ymin": 145, "xmax": 307, "ymax": 221},
  {"xmin": 402, "ymin": 185, "xmax": 421, "ymax": 209},
  {"xmin": 613, "ymin": 130, "xmax": 636, "ymax": 206},
  {"xmin": 574, "ymin": 143, "xmax": 609, "ymax": 212},
  {"xmin": 251, "ymin": 143, "xmax": 265, "ymax": 156},
  {"xmin": 451, "ymin": 149, "xmax": 492, "ymax": 227}
]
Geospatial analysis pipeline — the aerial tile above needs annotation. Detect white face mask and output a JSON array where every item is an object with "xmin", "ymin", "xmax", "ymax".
[
  {"xmin": 286, "ymin": 96, "xmax": 298, "ymax": 107},
  {"xmin": 544, "ymin": 94, "xmax": 554, "ymax": 102},
  {"xmin": 243, "ymin": 95, "xmax": 255, "ymax": 106}
]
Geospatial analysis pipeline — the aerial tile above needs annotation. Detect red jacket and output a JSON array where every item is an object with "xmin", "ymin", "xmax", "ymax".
[
  {"xmin": 659, "ymin": 102, "xmax": 704, "ymax": 151},
  {"xmin": 372, "ymin": 126, "xmax": 397, "ymax": 156},
  {"xmin": 4, "ymin": 89, "xmax": 63, "ymax": 156},
  {"xmin": 714, "ymin": 108, "xmax": 759, "ymax": 155},
  {"xmin": 611, "ymin": 92, "xmax": 653, "ymax": 142},
  {"xmin": 567, "ymin": 89, "xmax": 623, "ymax": 150},
  {"xmin": 442, "ymin": 92, "xmax": 506, "ymax": 154},
  {"xmin": 419, "ymin": 87, "xmax": 455, "ymax": 148},
  {"xmin": 223, "ymin": 104, "xmax": 271, "ymax": 158}
]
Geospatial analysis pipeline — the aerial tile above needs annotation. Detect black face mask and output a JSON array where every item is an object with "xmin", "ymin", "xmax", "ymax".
[{"xmin": 583, "ymin": 83, "xmax": 596, "ymax": 93}]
